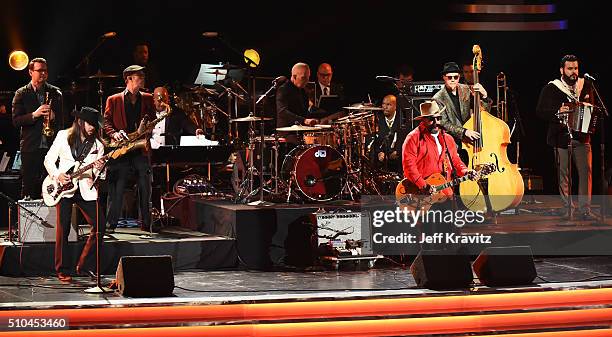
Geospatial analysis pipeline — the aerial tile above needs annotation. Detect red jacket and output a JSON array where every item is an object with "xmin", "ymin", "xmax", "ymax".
[
  {"xmin": 103, "ymin": 91, "xmax": 154, "ymax": 138},
  {"xmin": 402, "ymin": 124, "xmax": 468, "ymax": 190}
]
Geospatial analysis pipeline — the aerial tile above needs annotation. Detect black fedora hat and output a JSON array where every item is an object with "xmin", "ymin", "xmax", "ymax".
[
  {"xmin": 441, "ymin": 62, "xmax": 461, "ymax": 75},
  {"xmin": 75, "ymin": 106, "xmax": 99, "ymax": 127}
]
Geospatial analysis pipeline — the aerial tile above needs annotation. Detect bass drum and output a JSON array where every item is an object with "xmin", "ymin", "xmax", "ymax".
[{"xmin": 282, "ymin": 145, "xmax": 347, "ymax": 202}]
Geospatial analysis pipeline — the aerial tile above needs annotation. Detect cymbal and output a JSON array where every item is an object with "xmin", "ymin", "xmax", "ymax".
[
  {"xmin": 61, "ymin": 85, "xmax": 88, "ymax": 93},
  {"xmin": 342, "ymin": 104, "xmax": 383, "ymax": 111},
  {"xmin": 184, "ymin": 85, "xmax": 218, "ymax": 95},
  {"xmin": 206, "ymin": 70, "xmax": 226, "ymax": 76},
  {"xmin": 276, "ymin": 125, "xmax": 322, "ymax": 132},
  {"xmin": 315, "ymin": 124, "xmax": 332, "ymax": 129},
  {"xmin": 230, "ymin": 116, "xmax": 272, "ymax": 122},
  {"xmin": 79, "ymin": 71, "xmax": 119, "ymax": 79},
  {"xmin": 210, "ymin": 63, "xmax": 243, "ymax": 70}
]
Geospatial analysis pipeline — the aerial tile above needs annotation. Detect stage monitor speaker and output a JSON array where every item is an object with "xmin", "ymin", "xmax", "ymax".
[
  {"xmin": 473, "ymin": 246, "xmax": 537, "ymax": 287},
  {"xmin": 116, "ymin": 255, "xmax": 175, "ymax": 297},
  {"xmin": 18, "ymin": 200, "xmax": 77, "ymax": 243},
  {"xmin": 410, "ymin": 250, "xmax": 473, "ymax": 290}
]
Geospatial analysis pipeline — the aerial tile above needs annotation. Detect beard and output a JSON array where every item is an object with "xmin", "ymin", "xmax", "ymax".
[{"xmin": 562, "ymin": 73, "xmax": 578, "ymax": 86}]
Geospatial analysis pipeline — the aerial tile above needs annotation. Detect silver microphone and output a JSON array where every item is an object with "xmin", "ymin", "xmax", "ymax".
[{"xmin": 584, "ymin": 73, "xmax": 597, "ymax": 81}]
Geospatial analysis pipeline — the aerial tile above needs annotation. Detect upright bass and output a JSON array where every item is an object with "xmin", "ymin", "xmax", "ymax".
[{"xmin": 459, "ymin": 45, "xmax": 524, "ymax": 212}]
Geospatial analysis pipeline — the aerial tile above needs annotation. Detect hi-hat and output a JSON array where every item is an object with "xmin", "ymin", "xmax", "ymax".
[
  {"xmin": 230, "ymin": 116, "xmax": 272, "ymax": 122},
  {"xmin": 79, "ymin": 71, "xmax": 119, "ymax": 79},
  {"xmin": 276, "ymin": 125, "xmax": 322, "ymax": 132},
  {"xmin": 342, "ymin": 104, "xmax": 383, "ymax": 110},
  {"xmin": 206, "ymin": 70, "xmax": 226, "ymax": 76},
  {"xmin": 61, "ymin": 84, "xmax": 88, "ymax": 94},
  {"xmin": 184, "ymin": 85, "xmax": 218, "ymax": 95}
]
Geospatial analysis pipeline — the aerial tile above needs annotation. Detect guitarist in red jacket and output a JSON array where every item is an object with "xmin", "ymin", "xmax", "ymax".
[
  {"xmin": 402, "ymin": 100, "xmax": 472, "ymax": 195},
  {"xmin": 401, "ymin": 100, "xmax": 475, "ymax": 249},
  {"xmin": 43, "ymin": 107, "xmax": 105, "ymax": 282}
]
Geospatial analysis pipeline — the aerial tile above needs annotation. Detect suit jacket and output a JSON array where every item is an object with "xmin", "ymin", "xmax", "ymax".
[
  {"xmin": 433, "ymin": 83, "xmax": 492, "ymax": 145},
  {"xmin": 370, "ymin": 113, "xmax": 406, "ymax": 173},
  {"xmin": 276, "ymin": 80, "xmax": 309, "ymax": 128},
  {"xmin": 12, "ymin": 82, "xmax": 62, "ymax": 152},
  {"xmin": 161, "ymin": 109, "xmax": 199, "ymax": 145},
  {"xmin": 103, "ymin": 90, "xmax": 155, "ymax": 139},
  {"xmin": 43, "ymin": 129, "xmax": 104, "ymax": 201}
]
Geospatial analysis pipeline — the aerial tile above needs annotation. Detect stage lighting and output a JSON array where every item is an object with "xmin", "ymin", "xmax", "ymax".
[
  {"xmin": 244, "ymin": 49, "xmax": 260, "ymax": 68},
  {"xmin": 8, "ymin": 50, "xmax": 29, "ymax": 70}
]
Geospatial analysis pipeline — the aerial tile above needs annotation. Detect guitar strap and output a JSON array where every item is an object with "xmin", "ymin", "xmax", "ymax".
[
  {"xmin": 74, "ymin": 139, "xmax": 94, "ymax": 164},
  {"xmin": 440, "ymin": 131, "xmax": 458, "ymax": 180}
]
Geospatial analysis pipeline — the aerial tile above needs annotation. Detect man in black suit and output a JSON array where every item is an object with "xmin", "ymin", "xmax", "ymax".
[
  {"xmin": 276, "ymin": 63, "xmax": 319, "ymax": 144},
  {"xmin": 370, "ymin": 95, "xmax": 405, "ymax": 174},
  {"xmin": 12, "ymin": 58, "xmax": 62, "ymax": 199},
  {"xmin": 310, "ymin": 63, "xmax": 345, "ymax": 120},
  {"xmin": 149, "ymin": 87, "xmax": 203, "ymax": 148}
]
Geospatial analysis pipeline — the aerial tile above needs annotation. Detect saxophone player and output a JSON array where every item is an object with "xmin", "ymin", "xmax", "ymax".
[
  {"xmin": 103, "ymin": 65, "xmax": 156, "ymax": 233},
  {"xmin": 12, "ymin": 57, "xmax": 62, "ymax": 200}
]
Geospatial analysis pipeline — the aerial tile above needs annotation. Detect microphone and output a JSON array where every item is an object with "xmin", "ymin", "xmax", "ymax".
[
  {"xmin": 584, "ymin": 73, "xmax": 597, "ymax": 81},
  {"xmin": 256, "ymin": 76, "xmax": 287, "ymax": 104},
  {"xmin": 202, "ymin": 32, "xmax": 219, "ymax": 38},
  {"xmin": 101, "ymin": 31, "xmax": 117, "ymax": 39},
  {"xmin": 376, "ymin": 75, "xmax": 399, "ymax": 82}
]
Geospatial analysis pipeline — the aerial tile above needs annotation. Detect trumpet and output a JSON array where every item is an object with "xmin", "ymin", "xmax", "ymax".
[
  {"xmin": 496, "ymin": 72, "xmax": 508, "ymax": 123},
  {"xmin": 42, "ymin": 92, "xmax": 54, "ymax": 137}
]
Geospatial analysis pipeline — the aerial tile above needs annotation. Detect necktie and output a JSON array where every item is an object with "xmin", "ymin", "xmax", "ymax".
[{"xmin": 324, "ymin": 87, "xmax": 329, "ymax": 96}]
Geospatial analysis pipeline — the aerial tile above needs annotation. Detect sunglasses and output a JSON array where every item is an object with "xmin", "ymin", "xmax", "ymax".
[
  {"xmin": 445, "ymin": 75, "xmax": 460, "ymax": 80},
  {"xmin": 427, "ymin": 116, "xmax": 441, "ymax": 121}
]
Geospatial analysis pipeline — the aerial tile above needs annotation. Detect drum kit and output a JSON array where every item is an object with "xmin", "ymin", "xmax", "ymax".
[{"xmin": 231, "ymin": 104, "xmax": 401, "ymax": 204}]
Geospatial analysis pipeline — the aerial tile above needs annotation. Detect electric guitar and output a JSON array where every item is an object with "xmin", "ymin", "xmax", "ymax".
[
  {"xmin": 395, "ymin": 163, "xmax": 496, "ymax": 211},
  {"xmin": 42, "ymin": 146, "xmax": 130, "ymax": 207}
]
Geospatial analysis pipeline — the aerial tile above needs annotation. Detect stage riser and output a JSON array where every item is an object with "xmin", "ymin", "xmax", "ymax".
[
  {"xmin": 195, "ymin": 200, "xmax": 360, "ymax": 270},
  {"xmin": 0, "ymin": 239, "xmax": 236, "ymax": 276}
]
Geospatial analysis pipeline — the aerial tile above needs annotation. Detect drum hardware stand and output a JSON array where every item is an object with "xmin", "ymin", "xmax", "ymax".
[{"xmin": 216, "ymin": 81, "xmax": 243, "ymax": 143}]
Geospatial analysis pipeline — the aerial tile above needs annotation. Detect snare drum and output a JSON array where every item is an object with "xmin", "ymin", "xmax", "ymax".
[
  {"xmin": 303, "ymin": 131, "xmax": 338, "ymax": 145},
  {"xmin": 281, "ymin": 145, "xmax": 347, "ymax": 201}
]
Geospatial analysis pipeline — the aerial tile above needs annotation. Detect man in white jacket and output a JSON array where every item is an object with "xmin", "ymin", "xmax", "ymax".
[{"xmin": 44, "ymin": 107, "xmax": 105, "ymax": 282}]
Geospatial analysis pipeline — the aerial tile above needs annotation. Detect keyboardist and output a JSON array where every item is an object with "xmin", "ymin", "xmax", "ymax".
[{"xmin": 150, "ymin": 86, "xmax": 203, "ymax": 149}]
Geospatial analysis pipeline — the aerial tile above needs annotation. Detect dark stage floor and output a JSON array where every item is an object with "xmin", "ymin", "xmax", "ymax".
[{"xmin": 2, "ymin": 256, "xmax": 612, "ymax": 310}]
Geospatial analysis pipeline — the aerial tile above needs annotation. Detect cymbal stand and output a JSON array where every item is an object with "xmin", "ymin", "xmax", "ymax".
[
  {"xmin": 247, "ymin": 118, "xmax": 274, "ymax": 206},
  {"xmin": 217, "ymin": 82, "xmax": 244, "ymax": 142}
]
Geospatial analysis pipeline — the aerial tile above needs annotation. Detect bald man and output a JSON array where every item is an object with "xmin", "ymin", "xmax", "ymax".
[
  {"xmin": 276, "ymin": 63, "xmax": 318, "ymax": 133},
  {"xmin": 150, "ymin": 87, "xmax": 203, "ymax": 149},
  {"xmin": 369, "ymin": 94, "xmax": 405, "ymax": 174}
]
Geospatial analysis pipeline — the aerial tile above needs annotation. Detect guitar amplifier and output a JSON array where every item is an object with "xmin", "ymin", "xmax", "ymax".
[
  {"xmin": 311, "ymin": 211, "xmax": 373, "ymax": 255},
  {"xmin": 18, "ymin": 200, "xmax": 77, "ymax": 243}
]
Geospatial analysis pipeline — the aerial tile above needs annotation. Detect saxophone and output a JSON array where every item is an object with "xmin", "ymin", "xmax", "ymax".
[
  {"xmin": 42, "ymin": 92, "xmax": 54, "ymax": 137},
  {"xmin": 109, "ymin": 93, "xmax": 172, "ymax": 150}
]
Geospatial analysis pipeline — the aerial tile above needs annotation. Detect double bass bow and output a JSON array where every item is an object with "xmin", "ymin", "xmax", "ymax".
[{"xmin": 459, "ymin": 45, "xmax": 524, "ymax": 212}]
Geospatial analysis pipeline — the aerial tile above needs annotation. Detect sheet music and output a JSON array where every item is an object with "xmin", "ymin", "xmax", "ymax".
[{"xmin": 179, "ymin": 136, "xmax": 219, "ymax": 146}]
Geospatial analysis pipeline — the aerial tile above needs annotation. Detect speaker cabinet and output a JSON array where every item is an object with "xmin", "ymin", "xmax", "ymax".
[
  {"xmin": 473, "ymin": 246, "xmax": 536, "ymax": 286},
  {"xmin": 410, "ymin": 250, "xmax": 473, "ymax": 289},
  {"xmin": 116, "ymin": 255, "xmax": 175, "ymax": 297}
]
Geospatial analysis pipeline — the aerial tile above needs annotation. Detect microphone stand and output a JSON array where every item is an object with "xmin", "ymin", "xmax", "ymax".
[
  {"xmin": 590, "ymin": 80, "xmax": 609, "ymax": 223},
  {"xmin": 85, "ymin": 155, "xmax": 112, "ymax": 294}
]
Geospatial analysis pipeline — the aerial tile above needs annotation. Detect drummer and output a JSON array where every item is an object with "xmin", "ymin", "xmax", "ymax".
[
  {"xmin": 369, "ymin": 95, "xmax": 405, "ymax": 175},
  {"xmin": 276, "ymin": 62, "xmax": 319, "ymax": 143}
]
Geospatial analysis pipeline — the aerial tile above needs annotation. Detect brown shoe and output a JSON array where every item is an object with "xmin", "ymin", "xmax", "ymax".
[{"xmin": 57, "ymin": 272, "xmax": 72, "ymax": 283}]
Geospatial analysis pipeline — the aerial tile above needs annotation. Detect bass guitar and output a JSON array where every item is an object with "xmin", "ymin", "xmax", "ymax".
[{"xmin": 42, "ymin": 146, "xmax": 130, "ymax": 207}]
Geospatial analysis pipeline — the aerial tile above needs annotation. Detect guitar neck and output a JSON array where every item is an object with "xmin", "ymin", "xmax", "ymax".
[
  {"xmin": 434, "ymin": 175, "xmax": 471, "ymax": 192},
  {"xmin": 69, "ymin": 154, "xmax": 108, "ymax": 178}
]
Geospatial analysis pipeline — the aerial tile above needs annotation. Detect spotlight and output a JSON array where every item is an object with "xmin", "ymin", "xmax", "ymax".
[
  {"xmin": 243, "ymin": 49, "xmax": 260, "ymax": 68},
  {"xmin": 9, "ymin": 50, "xmax": 29, "ymax": 70}
]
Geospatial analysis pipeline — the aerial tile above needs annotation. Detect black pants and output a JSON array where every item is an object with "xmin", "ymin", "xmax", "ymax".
[
  {"xmin": 56, "ymin": 190, "xmax": 105, "ymax": 274},
  {"xmin": 20, "ymin": 149, "xmax": 46, "ymax": 199},
  {"xmin": 106, "ymin": 153, "xmax": 151, "ymax": 230}
]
